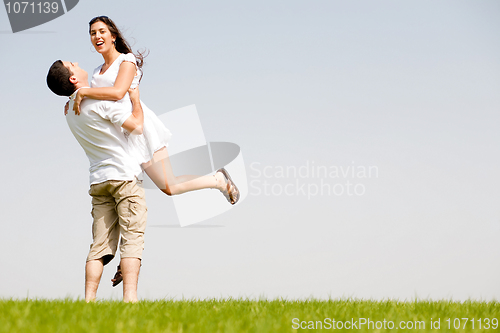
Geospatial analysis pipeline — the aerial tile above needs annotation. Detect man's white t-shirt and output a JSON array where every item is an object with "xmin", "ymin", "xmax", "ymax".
[{"xmin": 66, "ymin": 88, "xmax": 142, "ymax": 185}]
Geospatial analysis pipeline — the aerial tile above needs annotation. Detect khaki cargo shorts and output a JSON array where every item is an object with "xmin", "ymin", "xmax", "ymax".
[{"xmin": 87, "ymin": 179, "xmax": 147, "ymax": 265}]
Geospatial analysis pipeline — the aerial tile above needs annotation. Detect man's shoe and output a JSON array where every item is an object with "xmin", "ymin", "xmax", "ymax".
[{"xmin": 112, "ymin": 265, "xmax": 122, "ymax": 287}]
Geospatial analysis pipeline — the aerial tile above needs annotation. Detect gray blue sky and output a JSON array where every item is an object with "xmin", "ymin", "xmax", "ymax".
[{"xmin": 0, "ymin": 0, "xmax": 499, "ymax": 300}]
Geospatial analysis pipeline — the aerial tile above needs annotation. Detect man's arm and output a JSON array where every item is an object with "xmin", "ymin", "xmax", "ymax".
[{"xmin": 121, "ymin": 87, "xmax": 144, "ymax": 135}]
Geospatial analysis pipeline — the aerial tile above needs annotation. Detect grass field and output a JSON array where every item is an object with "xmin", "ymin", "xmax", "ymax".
[{"xmin": 0, "ymin": 299, "xmax": 498, "ymax": 332}]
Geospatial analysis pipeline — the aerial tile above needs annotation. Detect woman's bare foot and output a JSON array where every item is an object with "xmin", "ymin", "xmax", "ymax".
[{"xmin": 214, "ymin": 171, "xmax": 227, "ymax": 191}]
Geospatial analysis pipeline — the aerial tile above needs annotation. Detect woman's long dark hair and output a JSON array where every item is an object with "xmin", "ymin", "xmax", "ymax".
[{"xmin": 89, "ymin": 16, "xmax": 147, "ymax": 71}]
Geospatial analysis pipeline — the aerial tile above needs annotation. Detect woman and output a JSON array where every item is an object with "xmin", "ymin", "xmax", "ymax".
[
  {"xmin": 72, "ymin": 16, "xmax": 239, "ymax": 205},
  {"xmin": 73, "ymin": 16, "xmax": 240, "ymax": 287}
]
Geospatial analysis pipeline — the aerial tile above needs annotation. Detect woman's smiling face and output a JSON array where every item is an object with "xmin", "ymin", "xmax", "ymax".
[{"xmin": 90, "ymin": 21, "xmax": 115, "ymax": 54}]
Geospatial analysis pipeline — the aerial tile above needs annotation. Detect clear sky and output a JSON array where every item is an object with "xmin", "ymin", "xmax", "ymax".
[{"xmin": 0, "ymin": 0, "xmax": 499, "ymax": 300}]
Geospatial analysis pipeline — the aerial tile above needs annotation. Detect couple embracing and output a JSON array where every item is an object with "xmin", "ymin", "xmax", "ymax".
[{"xmin": 46, "ymin": 16, "xmax": 239, "ymax": 302}]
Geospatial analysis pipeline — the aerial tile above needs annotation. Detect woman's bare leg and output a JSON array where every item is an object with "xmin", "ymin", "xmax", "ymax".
[{"xmin": 142, "ymin": 147, "xmax": 229, "ymax": 196}]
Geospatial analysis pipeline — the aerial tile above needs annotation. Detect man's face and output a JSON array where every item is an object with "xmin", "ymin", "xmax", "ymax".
[{"xmin": 62, "ymin": 61, "xmax": 88, "ymax": 85}]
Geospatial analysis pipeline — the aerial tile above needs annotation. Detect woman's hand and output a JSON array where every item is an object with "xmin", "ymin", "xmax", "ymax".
[
  {"xmin": 72, "ymin": 89, "xmax": 85, "ymax": 115},
  {"xmin": 128, "ymin": 87, "xmax": 140, "ymax": 104},
  {"xmin": 64, "ymin": 100, "xmax": 70, "ymax": 115}
]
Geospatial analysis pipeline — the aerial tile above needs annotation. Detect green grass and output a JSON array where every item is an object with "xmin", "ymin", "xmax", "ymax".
[{"xmin": 0, "ymin": 299, "xmax": 498, "ymax": 332}]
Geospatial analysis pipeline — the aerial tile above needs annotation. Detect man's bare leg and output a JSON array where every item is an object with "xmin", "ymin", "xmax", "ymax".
[
  {"xmin": 85, "ymin": 259, "xmax": 104, "ymax": 302},
  {"xmin": 121, "ymin": 257, "xmax": 141, "ymax": 303}
]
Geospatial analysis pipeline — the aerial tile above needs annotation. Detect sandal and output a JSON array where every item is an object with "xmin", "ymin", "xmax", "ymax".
[
  {"xmin": 217, "ymin": 168, "xmax": 240, "ymax": 205},
  {"xmin": 112, "ymin": 265, "xmax": 122, "ymax": 287}
]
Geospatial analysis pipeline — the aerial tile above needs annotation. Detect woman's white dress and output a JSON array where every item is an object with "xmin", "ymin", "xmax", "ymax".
[{"xmin": 91, "ymin": 53, "xmax": 172, "ymax": 164}]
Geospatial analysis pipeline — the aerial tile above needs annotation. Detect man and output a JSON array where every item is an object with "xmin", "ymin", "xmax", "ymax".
[{"xmin": 47, "ymin": 60, "xmax": 146, "ymax": 303}]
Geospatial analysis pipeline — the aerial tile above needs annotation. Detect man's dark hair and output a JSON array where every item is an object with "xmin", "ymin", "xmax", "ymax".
[{"xmin": 46, "ymin": 60, "xmax": 76, "ymax": 96}]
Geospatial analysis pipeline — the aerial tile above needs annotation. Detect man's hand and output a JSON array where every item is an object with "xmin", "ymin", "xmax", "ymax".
[
  {"xmin": 64, "ymin": 100, "xmax": 70, "ymax": 115},
  {"xmin": 121, "ymin": 86, "xmax": 144, "ymax": 135},
  {"xmin": 73, "ymin": 89, "xmax": 84, "ymax": 115},
  {"xmin": 128, "ymin": 87, "xmax": 140, "ymax": 104}
]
